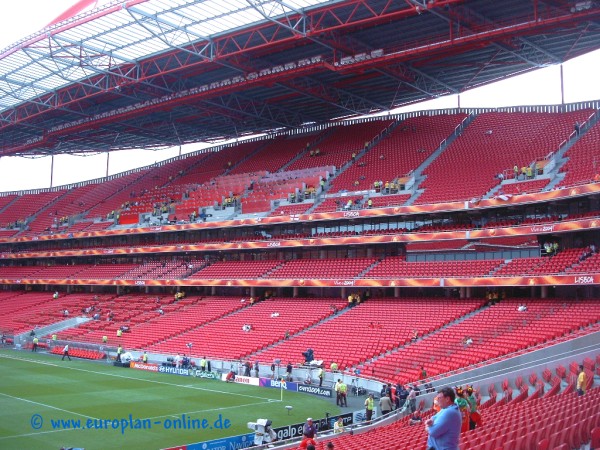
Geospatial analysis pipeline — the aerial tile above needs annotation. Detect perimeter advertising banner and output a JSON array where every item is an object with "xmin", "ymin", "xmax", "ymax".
[
  {"xmin": 297, "ymin": 384, "xmax": 333, "ymax": 398},
  {"xmin": 220, "ymin": 373, "xmax": 260, "ymax": 386},
  {"xmin": 129, "ymin": 361, "xmax": 159, "ymax": 372},
  {"xmin": 258, "ymin": 377, "xmax": 298, "ymax": 391},
  {"xmin": 183, "ymin": 433, "xmax": 255, "ymax": 450}
]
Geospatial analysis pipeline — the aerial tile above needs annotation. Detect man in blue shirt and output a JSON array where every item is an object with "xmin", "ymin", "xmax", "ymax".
[{"xmin": 425, "ymin": 387, "xmax": 461, "ymax": 450}]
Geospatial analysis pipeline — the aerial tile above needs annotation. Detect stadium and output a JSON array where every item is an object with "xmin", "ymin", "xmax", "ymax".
[{"xmin": 1, "ymin": 1, "xmax": 600, "ymax": 449}]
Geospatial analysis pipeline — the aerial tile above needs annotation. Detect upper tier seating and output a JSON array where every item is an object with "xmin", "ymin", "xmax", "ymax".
[
  {"xmin": 365, "ymin": 193, "xmax": 412, "ymax": 209},
  {"xmin": 268, "ymin": 203, "xmax": 312, "ymax": 217},
  {"xmin": 328, "ymin": 114, "xmax": 467, "ymax": 193},
  {"xmin": 415, "ymin": 110, "xmax": 594, "ymax": 204},
  {"xmin": 176, "ymin": 141, "xmax": 266, "ymax": 186},
  {"xmin": 497, "ymin": 178, "xmax": 550, "ymax": 196},
  {"xmin": 0, "ymin": 191, "xmax": 65, "ymax": 228},
  {"xmin": 286, "ymin": 121, "xmax": 392, "ymax": 172},
  {"xmin": 312, "ymin": 196, "xmax": 363, "ymax": 214},
  {"xmin": 229, "ymin": 133, "xmax": 322, "ymax": 175},
  {"xmin": 559, "ymin": 118, "xmax": 600, "ymax": 187}
]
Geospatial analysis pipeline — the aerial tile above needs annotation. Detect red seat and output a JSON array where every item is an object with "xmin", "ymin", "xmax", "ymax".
[{"xmin": 592, "ymin": 427, "xmax": 600, "ymax": 449}]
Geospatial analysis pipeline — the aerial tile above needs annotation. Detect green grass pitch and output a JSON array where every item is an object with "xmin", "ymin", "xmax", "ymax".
[{"xmin": 0, "ymin": 350, "xmax": 339, "ymax": 450}]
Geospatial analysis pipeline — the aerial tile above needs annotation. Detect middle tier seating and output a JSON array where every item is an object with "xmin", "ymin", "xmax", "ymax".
[
  {"xmin": 267, "ymin": 257, "xmax": 378, "ymax": 279},
  {"xmin": 189, "ymin": 260, "xmax": 283, "ymax": 279},
  {"xmin": 364, "ymin": 257, "xmax": 503, "ymax": 278}
]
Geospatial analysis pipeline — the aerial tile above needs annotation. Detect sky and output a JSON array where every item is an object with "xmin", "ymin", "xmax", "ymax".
[{"xmin": 1, "ymin": 0, "xmax": 600, "ymax": 193}]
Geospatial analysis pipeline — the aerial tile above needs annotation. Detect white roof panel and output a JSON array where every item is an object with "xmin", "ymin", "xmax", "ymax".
[{"xmin": 0, "ymin": 0, "xmax": 339, "ymax": 114}]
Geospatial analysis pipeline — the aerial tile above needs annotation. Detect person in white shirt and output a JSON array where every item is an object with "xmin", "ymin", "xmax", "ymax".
[{"xmin": 62, "ymin": 344, "xmax": 71, "ymax": 361}]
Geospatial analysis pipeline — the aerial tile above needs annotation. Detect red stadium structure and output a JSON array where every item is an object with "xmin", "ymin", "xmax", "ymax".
[{"xmin": 1, "ymin": 1, "xmax": 600, "ymax": 449}]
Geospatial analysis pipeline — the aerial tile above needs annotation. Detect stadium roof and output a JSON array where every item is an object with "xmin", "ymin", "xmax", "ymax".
[{"xmin": 1, "ymin": 0, "xmax": 600, "ymax": 156}]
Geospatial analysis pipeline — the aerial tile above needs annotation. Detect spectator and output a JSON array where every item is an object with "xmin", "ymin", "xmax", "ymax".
[
  {"xmin": 577, "ymin": 364, "xmax": 587, "ymax": 396},
  {"xmin": 62, "ymin": 344, "xmax": 71, "ymax": 361},
  {"xmin": 454, "ymin": 386, "xmax": 471, "ymax": 433},
  {"xmin": 396, "ymin": 384, "xmax": 409, "ymax": 410},
  {"xmin": 334, "ymin": 416, "xmax": 344, "ymax": 433},
  {"xmin": 364, "ymin": 393, "xmax": 375, "ymax": 423},
  {"xmin": 303, "ymin": 418, "xmax": 317, "ymax": 440},
  {"xmin": 409, "ymin": 411, "xmax": 423, "ymax": 425},
  {"xmin": 425, "ymin": 387, "xmax": 461, "ymax": 450},
  {"xmin": 379, "ymin": 392, "xmax": 393, "ymax": 415},
  {"xmin": 407, "ymin": 386, "xmax": 417, "ymax": 413},
  {"xmin": 466, "ymin": 386, "xmax": 480, "ymax": 429}
]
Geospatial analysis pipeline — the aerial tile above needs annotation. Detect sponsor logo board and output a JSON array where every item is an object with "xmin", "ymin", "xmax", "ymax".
[
  {"xmin": 129, "ymin": 361, "xmax": 159, "ymax": 372},
  {"xmin": 220, "ymin": 374, "xmax": 260, "ymax": 386},
  {"xmin": 195, "ymin": 371, "xmax": 218, "ymax": 379},
  {"xmin": 297, "ymin": 384, "xmax": 332, "ymax": 397},
  {"xmin": 258, "ymin": 378, "xmax": 298, "ymax": 391},
  {"xmin": 159, "ymin": 366, "xmax": 191, "ymax": 376}
]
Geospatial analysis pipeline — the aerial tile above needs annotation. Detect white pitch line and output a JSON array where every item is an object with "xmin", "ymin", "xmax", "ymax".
[
  {"xmin": 0, "ymin": 352, "xmax": 277, "ymax": 402},
  {"xmin": 0, "ymin": 392, "xmax": 99, "ymax": 421},
  {"xmin": 147, "ymin": 400, "xmax": 276, "ymax": 421},
  {"xmin": 0, "ymin": 427, "xmax": 76, "ymax": 441}
]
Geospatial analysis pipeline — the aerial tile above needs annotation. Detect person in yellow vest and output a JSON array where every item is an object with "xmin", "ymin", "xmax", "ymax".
[
  {"xmin": 318, "ymin": 367, "xmax": 324, "ymax": 386},
  {"xmin": 577, "ymin": 365, "xmax": 587, "ymax": 396},
  {"xmin": 513, "ymin": 164, "xmax": 519, "ymax": 179},
  {"xmin": 367, "ymin": 198, "xmax": 373, "ymax": 208},
  {"xmin": 364, "ymin": 393, "xmax": 375, "ymax": 423},
  {"xmin": 200, "ymin": 356, "xmax": 207, "ymax": 372},
  {"xmin": 102, "ymin": 335, "xmax": 108, "ymax": 344},
  {"xmin": 351, "ymin": 152, "xmax": 357, "ymax": 161},
  {"xmin": 117, "ymin": 328, "xmax": 122, "ymax": 338},
  {"xmin": 330, "ymin": 362, "xmax": 338, "ymax": 372},
  {"xmin": 334, "ymin": 379, "xmax": 341, "ymax": 405},
  {"xmin": 32, "ymin": 336, "xmax": 39, "ymax": 352},
  {"xmin": 526, "ymin": 166, "xmax": 533, "ymax": 179},
  {"xmin": 334, "ymin": 416, "xmax": 345, "ymax": 433},
  {"xmin": 339, "ymin": 380, "xmax": 348, "ymax": 406},
  {"xmin": 347, "ymin": 294, "xmax": 354, "ymax": 307},
  {"xmin": 52, "ymin": 334, "xmax": 57, "ymax": 341},
  {"xmin": 142, "ymin": 351, "xmax": 148, "ymax": 363},
  {"xmin": 116, "ymin": 344, "xmax": 123, "ymax": 362}
]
